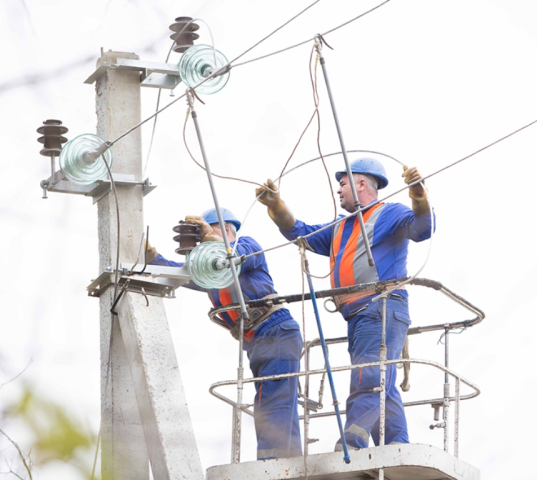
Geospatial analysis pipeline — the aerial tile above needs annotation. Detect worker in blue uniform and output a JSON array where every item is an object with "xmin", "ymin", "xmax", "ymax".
[
  {"xmin": 146, "ymin": 208, "xmax": 302, "ymax": 460},
  {"xmin": 256, "ymin": 159, "xmax": 434, "ymax": 451}
]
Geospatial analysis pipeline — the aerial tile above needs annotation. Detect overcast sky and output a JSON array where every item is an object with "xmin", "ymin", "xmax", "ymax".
[{"xmin": 1, "ymin": 0, "xmax": 536, "ymax": 478}]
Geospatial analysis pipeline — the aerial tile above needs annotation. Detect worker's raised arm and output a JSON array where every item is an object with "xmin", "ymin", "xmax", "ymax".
[
  {"xmin": 402, "ymin": 166, "xmax": 431, "ymax": 217},
  {"xmin": 255, "ymin": 179, "xmax": 296, "ymax": 231}
]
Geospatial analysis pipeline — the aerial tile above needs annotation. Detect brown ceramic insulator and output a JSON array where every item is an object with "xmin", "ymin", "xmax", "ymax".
[
  {"xmin": 37, "ymin": 119, "xmax": 68, "ymax": 157},
  {"xmin": 169, "ymin": 16, "xmax": 200, "ymax": 53},
  {"xmin": 173, "ymin": 221, "xmax": 201, "ymax": 255}
]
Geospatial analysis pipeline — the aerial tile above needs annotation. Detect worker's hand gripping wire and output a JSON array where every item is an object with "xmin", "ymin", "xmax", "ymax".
[{"xmin": 372, "ymin": 166, "xmax": 435, "ymax": 304}]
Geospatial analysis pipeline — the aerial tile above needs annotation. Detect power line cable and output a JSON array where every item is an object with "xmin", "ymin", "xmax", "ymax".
[
  {"xmin": 241, "ymin": 117, "xmax": 537, "ymax": 260},
  {"xmin": 232, "ymin": 0, "xmax": 392, "ymax": 68},
  {"xmin": 108, "ymin": 0, "xmax": 386, "ymax": 146}
]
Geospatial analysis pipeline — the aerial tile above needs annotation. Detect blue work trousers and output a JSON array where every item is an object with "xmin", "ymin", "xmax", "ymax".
[
  {"xmin": 336, "ymin": 296, "xmax": 410, "ymax": 450},
  {"xmin": 247, "ymin": 318, "xmax": 303, "ymax": 460}
]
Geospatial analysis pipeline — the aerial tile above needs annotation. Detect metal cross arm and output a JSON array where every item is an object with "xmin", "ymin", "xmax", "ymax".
[
  {"xmin": 87, "ymin": 264, "xmax": 191, "ymax": 299},
  {"xmin": 85, "ymin": 57, "xmax": 183, "ymax": 90}
]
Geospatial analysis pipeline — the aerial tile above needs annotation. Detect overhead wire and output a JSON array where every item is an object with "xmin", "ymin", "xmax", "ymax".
[
  {"xmin": 143, "ymin": 17, "xmax": 219, "ymax": 178},
  {"xmin": 240, "ymin": 117, "xmax": 537, "ymax": 261},
  {"xmin": 108, "ymin": 0, "xmax": 391, "ymax": 148},
  {"xmin": 108, "ymin": 0, "xmax": 325, "ymax": 148},
  {"xmin": 230, "ymin": 43, "xmax": 335, "ymax": 258},
  {"xmin": 232, "ymin": 0, "xmax": 392, "ymax": 68}
]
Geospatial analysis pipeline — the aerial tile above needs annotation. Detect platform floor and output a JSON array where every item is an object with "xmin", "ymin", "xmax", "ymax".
[{"xmin": 205, "ymin": 444, "xmax": 479, "ymax": 480}]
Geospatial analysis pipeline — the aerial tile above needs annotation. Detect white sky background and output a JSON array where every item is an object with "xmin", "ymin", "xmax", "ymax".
[{"xmin": 1, "ymin": 0, "xmax": 536, "ymax": 478}]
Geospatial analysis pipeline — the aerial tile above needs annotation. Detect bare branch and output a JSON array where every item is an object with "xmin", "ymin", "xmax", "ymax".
[
  {"xmin": 0, "ymin": 430, "xmax": 32, "ymax": 480},
  {"xmin": 0, "ymin": 359, "xmax": 33, "ymax": 390}
]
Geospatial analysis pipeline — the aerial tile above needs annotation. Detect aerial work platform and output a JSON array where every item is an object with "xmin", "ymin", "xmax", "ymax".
[{"xmin": 206, "ymin": 444, "xmax": 479, "ymax": 480}]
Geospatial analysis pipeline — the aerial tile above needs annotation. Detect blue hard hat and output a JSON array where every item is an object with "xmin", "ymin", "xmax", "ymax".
[
  {"xmin": 201, "ymin": 207, "xmax": 241, "ymax": 231},
  {"xmin": 335, "ymin": 157, "xmax": 389, "ymax": 189}
]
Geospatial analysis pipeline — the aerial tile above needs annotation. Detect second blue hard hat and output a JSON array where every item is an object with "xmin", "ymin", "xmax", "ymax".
[
  {"xmin": 335, "ymin": 157, "xmax": 389, "ymax": 189},
  {"xmin": 201, "ymin": 207, "xmax": 241, "ymax": 231}
]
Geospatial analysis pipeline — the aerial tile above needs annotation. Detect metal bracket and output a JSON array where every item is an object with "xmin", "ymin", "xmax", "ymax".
[
  {"xmin": 40, "ymin": 170, "xmax": 157, "ymax": 203},
  {"xmin": 85, "ymin": 58, "xmax": 181, "ymax": 90},
  {"xmin": 87, "ymin": 264, "xmax": 191, "ymax": 298}
]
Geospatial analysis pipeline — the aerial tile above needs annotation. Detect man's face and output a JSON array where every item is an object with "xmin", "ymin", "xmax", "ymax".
[{"xmin": 337, "ymin": 173, "xmax": 358, "ymax": 213}]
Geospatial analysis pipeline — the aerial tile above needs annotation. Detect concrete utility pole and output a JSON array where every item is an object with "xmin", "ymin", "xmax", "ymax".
[{"xmin": 94, "ymin": 50, "xmax": 203, "ymax": 480}]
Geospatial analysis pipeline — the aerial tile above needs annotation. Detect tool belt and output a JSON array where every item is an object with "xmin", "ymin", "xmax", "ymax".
[
  {"xmin": 333, "ymin": 285, "xmax": 406, "ymax": 312},
  {"xmin": 230, "ymin": 294, "xmax": 286, "ymax": 340}
]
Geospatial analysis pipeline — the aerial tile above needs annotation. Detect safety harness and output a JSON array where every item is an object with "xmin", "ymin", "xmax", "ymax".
[
  {"xmin": 333, "ymin": 285, "xmax": 406, "ymax": 314},
  {"xmin": 229, "ymin": 293, "xmax": 286, "ymax": 340}
]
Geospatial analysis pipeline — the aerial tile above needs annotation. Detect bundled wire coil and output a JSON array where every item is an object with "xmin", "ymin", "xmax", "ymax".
[
  {"xmin": 187, "ymin": 241, "xmax": 240, "ymax": 289},
  {"xmin": 178, "ymin": 44, "xmax": 230, "ymax": 95},
  {"xmin": 59, "ymin": 133, "xmax": 113, "ymax": 185}
]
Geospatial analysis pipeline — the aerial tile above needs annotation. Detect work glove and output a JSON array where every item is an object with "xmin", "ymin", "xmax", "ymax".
[
  {"xmin": 255, "ymin": 179, "xmax": 280, "ymax": 208},
  {"xmin": 184, "ymin": 215, "xmax": 220, "ymax": 242},
  {"xmin": 402, "ymin": 166, "xmax": 427, "ymax": 201},
  {"xmin": 144, "ymin": 240, "xmax": 158, "ymax": 264}
]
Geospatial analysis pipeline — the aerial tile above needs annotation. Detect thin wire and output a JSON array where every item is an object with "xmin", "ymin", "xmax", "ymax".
[
  {"xmin": 282, "ymin": 149, "xmax": 404, "ymax": 177},
  {"xmin": 90, "ymin": 156, "xmax": 121, "ymax": 480},
  {"xmin": 142, "ymin": 42, "xmax": 175, "ymax": 178},
  {"xmin": 90, "ymin": 318, "xmax": 115, "ymax": 480},
  {"xmin": 301, "ymin": 44, "xmax": 338, "ymax": 281},
  {"xmin": 242, "ymin": 117, "xmax": 537, "ymax": 260},
  {"xmin": 100, "ymin": 157, "xmax": 121, "ymax": 302},
  {"xmin": 182, "ymin": 107, "xmax": 273, "ymax": 190},
  {"xmin": 233, "ymin": 0, "xmax": 392, "ymax": 68},
  {"xmin": 372, "ymin": 182, "xmax": 434, "ymax": 303},
  {"xmin": 437, "ymin": 326, "xmax": 468, "ymax": 345},
  {"xmin": 233, "ymin": 46, "xmax": 335, "ymax": 255},
  {"xmin": 229, "ymin": 0, "xmax": 321, "ymax": 66},
  {"xmin": 233, "ymin": 149, "xmax": 396, "ymax": 255},
  {"xmin": 193, "ymin": 18, "xmax": 218, "ymax": 69},
  {"xmin": 110, "ymin": 0, "xmax": 323, "ymax": 147},
  {"xmin": 143, "ymin": 18, "xmax": 220, "ymax": 178}
]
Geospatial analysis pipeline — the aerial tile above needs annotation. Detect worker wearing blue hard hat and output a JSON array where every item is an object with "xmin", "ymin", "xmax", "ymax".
[
  {"xmin": 200, "ymin": 207, "xmax": 242, "ymax": 232},
  {"xmin": 257, "ymin": 158, "xmax": 435, "ymax": 451},
  {"xmin": 146, "ymin": 207, "xmax": 303, "ymax": 461},
  {"xmin": 334, "ymin": 157, "xmax": 389, "ymax": 189}
]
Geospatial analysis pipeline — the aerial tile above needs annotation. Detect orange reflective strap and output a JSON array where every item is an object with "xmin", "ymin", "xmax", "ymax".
[
  {"xmin": 338, "ymin": 216, "xmax": 359, "ymax": 288},
  {"xmin": 333, "ymin": 204, "xmax": 383, "ymax": 289},
  {"xmin": 219, "ymin": 288, "xmax": 239, "ymax": 321}
]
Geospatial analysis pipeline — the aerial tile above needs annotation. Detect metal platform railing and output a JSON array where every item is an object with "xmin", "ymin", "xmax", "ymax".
[{"xmin": 208, "ymin": 278, "xmax": 485, "ymax": 463}]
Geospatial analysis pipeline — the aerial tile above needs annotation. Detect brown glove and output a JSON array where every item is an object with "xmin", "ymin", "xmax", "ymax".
[
  {"xmin": 184, "ymin": 215, "xmax": 222, "ymax": 242},
  {"xmin": 402, "ymin": 166, "xmax": 427, "ymax": 201},
  {"xmin": 144, "ymin": 241, "xmax": 158, "ymax": 264}
]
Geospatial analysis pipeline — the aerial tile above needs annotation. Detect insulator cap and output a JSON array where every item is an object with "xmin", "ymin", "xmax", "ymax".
[
  {"xmin": 37, "ymin": 119, "xmax": 68, "ymax": 157},
  {"xmin": 59, "ymin": 133, "xmax": 113, "ymax": 185},
  {"xmin": 169, "ymin": 16, "xmax": 200, "ymax": 53},
  {"xmin": 178, "ymin": 45, "xmax": 230, "ymax": 95},
  {"xmin": 173, "ymin": 221, "xmax": 201, "ymax": 256},
  {"xmin": 187, "ymin": 241, "xmax": 240, "ymax": 289}
]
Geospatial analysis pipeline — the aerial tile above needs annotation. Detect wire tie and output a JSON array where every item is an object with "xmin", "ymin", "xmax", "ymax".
[
  {"xmin": 297, "ymin": 236, "xmax": 315, "ymax": 255},
  {"xmin": 187, "ymin": 87, "xmax": 205, "ymax": 105},
  {"xmin": 110, "ymin": 279, "xmax": 131, "ymax": 315},
  {"xmin": 318, "ymin": 33, "xmax": 334, "ymax": 50}
]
